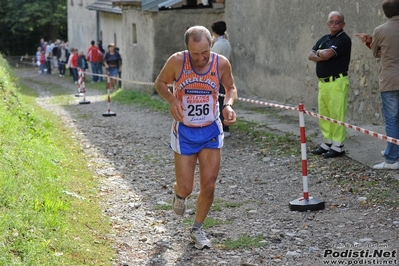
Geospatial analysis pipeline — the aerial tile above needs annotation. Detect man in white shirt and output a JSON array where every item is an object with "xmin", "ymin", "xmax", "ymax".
[{"xmin": 211, "ymin": 20, "xmax": 232, "ymax": 137}]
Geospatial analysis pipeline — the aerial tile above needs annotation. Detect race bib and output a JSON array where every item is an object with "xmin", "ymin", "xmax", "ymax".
[{"xmin": 182, "ymin": 89, "xmax": 215, "ymax": 126}]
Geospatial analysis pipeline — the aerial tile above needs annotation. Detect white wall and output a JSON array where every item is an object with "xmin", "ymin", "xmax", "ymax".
[{"xmin": 67, "ymin": 0, "xmax": 97, "ymax": 53}]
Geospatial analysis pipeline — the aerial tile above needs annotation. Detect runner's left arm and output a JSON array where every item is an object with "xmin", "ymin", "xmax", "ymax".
[{"xmin": 219, "ymin": 56, "xmax": 237, "ymax": 126}]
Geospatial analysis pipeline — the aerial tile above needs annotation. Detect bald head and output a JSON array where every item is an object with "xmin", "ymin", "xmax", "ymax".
[{"xmin": 184, "ymin": 26, "xmax": 212, "ymax": 47}]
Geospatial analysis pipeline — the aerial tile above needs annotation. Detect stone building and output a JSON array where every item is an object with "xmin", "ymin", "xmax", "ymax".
[
  {"xmin": 68, "ymin": 0, "xmax": 388, "ymax": 125},
  {"xmin": 68, "ymin": 0, "xmax": 223, "ymax": 90},
  {"xmin": 223, "ymin": 1, "xmax": 387, "ymax": 125}
]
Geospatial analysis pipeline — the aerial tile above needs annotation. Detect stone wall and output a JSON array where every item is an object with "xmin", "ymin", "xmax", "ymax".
[
  {"xmin": 68, "ymin": 0, "xmax": 97, "ymax": 52},
  {"xmin": 68, "ymin": 0, "xmax": 389, "ymax": 125},
  {"xmin": 224, "ymin": 0, "xmax": 388, "ymax": 125},
  {"xmin": 120, "ymin": 7, "xmax": 223, "ymax": 92}
]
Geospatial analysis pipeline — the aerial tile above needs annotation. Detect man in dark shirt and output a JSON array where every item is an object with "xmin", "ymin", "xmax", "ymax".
[{"xmin": 308, "ymin": 11, "xmax": 352, "ymax": 158}]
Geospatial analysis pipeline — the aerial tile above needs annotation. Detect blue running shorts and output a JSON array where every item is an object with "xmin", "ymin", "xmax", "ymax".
[{"xmin": 170, "ymin": 119, "xmax": 224, "ymax": 155}]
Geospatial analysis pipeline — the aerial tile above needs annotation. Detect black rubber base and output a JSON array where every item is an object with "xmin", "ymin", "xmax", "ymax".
[
  {"xmin": 102, "ymin": 111, "xmax": 116, "ymax": 117},
  {"xmin": 289, "ymin": 197, "xmax": 325, "ymax": 212},
  {"xmin": 79, "ymin": 100, "xmax": 90, "ymax": 104}
]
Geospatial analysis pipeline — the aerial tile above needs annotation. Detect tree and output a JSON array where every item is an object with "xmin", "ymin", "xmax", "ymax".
[{"xmin": 0, "ymin": 0, "xmax": 67, "ymax": 55}]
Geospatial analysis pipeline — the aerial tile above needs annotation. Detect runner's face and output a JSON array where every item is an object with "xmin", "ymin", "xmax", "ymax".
[{"xmin": 187, "ymin": 37, "xmax": 211, "ymax": 68}]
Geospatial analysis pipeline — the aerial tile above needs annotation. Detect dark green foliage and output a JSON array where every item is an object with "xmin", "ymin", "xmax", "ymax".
[{"xmin": 0, "ymin": 0, "xmax": 67, "ymax": 55}]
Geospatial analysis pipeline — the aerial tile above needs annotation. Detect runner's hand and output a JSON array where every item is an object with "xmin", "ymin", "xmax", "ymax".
[
  {"xmin": 170, "ymin": 98, "xmax": 184, "ymax": 122},
  {"xmin": 223, "ymin": 106, "xmax": 236, "ymax": 126}
]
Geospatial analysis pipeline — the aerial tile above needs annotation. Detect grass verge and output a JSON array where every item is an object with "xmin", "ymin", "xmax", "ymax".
[{"xmin": 0, "ymin": 57, "xmax": 113, "ymax": 264}]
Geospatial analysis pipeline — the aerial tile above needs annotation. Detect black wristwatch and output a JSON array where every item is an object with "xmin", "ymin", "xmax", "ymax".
[{"xmin": 222, "ymin": 104, "xmax": 232, "ymax": 110}]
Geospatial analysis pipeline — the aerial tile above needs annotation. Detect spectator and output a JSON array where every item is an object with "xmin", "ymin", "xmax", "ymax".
[
  {"xmin": 356, "ymin": 0, "xmax": 399, "ymax": 169},
  {"xmin": 98, "ymin": 40, "xmax": 105, "ymax": 80},
  {"xmin": 115, "ymin": 47, "xmax": 122, "ymax": 88},
  {"xmin": 42, "ymin": 42, "xmax": 47, "ymax": 73},
  {"xmin": 103, "ymin": 43, "xmax": 122, "ymax": 90},
  {"xmin": 45, "ymin": 41, "xmax": 53, "ymax": 75},
  {"xmin": 98, "ymin": 40, "xmax": 105, "ymax": 54},
  {"xmin": 52, "ymin": 40, "xmax": 60, "ymax": 71},
  {"xmin": 86, "ymin": 40, "xmax": 103, "ymax": 82},
  {"xmin": 57, "ymin": 43, "xmax": 70, "ymax": 77},
  {"xmin": 68, "ymin": 48, "xmax": 79, "ymax": 84},
  {"xmin": 308, "ymin": 11, "xmax": 352, "ymax": 158},
  {"xmin": 39, "ymin": 38, "xmax": 45, "ymax": 51},
  {"xmin": 36, "ymin": 47, "xmax": 41, "ymax": 68},
  {"xmin": 78, "ymin": 51, "xmax": 88, "ymax": 72},
  {"xmin": 211, "ymin": 20, "xmax": 232, "ymax": 138},
  {"xmin": 38, "ymin": 48, "xmax": 46, "ymax": 75}
]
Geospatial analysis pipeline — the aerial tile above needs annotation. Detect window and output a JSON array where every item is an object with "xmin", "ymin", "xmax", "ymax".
[{"xmin": 132, "ymin": 23, "xmax": 137, "ymax": 44}]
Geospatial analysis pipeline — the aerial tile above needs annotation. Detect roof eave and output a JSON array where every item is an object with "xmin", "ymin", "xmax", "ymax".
[
  {"xmin": 112, "ymin": 0, "xmax": 142, "ymax": 10},
  {"xmin": 86, "ymin": 2, "xmax": 123, "ymax": 14}
]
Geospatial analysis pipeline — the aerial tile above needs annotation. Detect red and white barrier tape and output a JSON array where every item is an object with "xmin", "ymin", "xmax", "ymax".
[
  {"xmin": 86, "ymin": 72, "xmax": 399, "ymax": 145},
  {"xmin": 234, "ymin": 96, "xmax": 399, "ymax": 146},
  {"xmin": 238, "ymin": 97, "xmax": 297, "ymax": 112},
  {"xmin": 304, "ymin": 110, "xmax": 399, "ymax": 145}
]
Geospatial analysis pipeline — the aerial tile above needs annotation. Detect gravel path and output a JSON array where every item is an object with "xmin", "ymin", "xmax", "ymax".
[{"xmin": 16, "ymin": 68, "xmax": 399, "ymax": 266}]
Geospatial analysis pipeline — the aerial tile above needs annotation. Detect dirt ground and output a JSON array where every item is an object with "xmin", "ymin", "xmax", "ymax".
[{"xmin": 15, "ymin": 67, "xmax": 399, "ymax": 266}]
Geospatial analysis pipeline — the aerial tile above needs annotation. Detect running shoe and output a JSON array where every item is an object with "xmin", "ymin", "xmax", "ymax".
[
  {"xmin": 190, "ymin": 227, "xmax": 211, "ymax": 249},
  {"xmin": 172, "ymin": 194, "xmax": 186, "ymax": 216}
]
